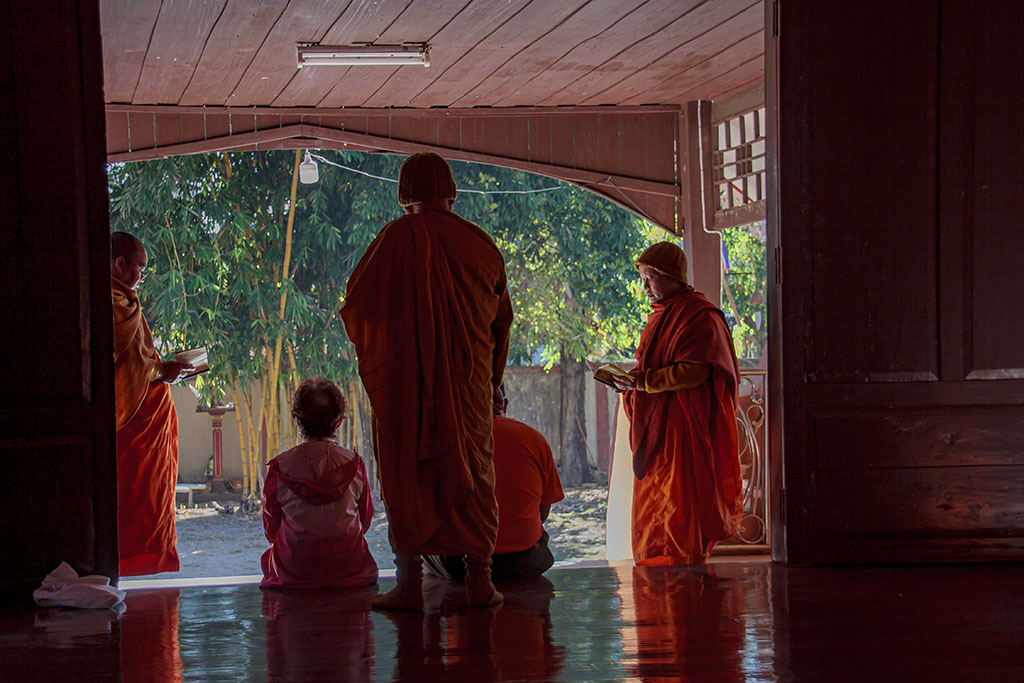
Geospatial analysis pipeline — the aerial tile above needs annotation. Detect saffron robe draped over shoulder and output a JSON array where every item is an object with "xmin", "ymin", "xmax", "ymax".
[
  {"xmin": 261, "ymin": 441, "xmax": 378, "ymax": 589},
  {"xmin": 341, "ymin": 209, "xmax": 513, "ymax": 557},
  {"xmin": 112, "ymin": 278, "xmax": 180, "ymax": 576},
  {"xmin": 625, "ymin": 286, "xmax": 742, "ymax": 565}
]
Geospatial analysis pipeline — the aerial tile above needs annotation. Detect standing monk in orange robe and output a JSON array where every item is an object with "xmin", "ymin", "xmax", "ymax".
[
  {"xmin": 341, "ymin": 153, "xmax": 514, "ymax": 610},
  {"xmin": 111, "ymin": 232, "xmax": 193, "ymax": 576},
  {"xmin": 611, "ymin": 241, "xmax": 743, "ymax": 565}
]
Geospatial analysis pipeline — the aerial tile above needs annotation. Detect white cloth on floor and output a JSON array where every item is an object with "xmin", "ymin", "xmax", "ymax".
[
  {"xmin": 33, "ymin": 604, "xmax": 125, "ymax": 645},
  {"xmin": 32, "ymin": 562, "xmax": 126, "ymax": 609}
]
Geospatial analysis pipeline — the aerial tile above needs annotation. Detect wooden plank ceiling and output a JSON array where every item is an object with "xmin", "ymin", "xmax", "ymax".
[
  {"xmin": 100, "ymin": 0, "xmax": 762, "ymax": 108},
  {"xmin": 99, "ymin": 0, "xmax": 765, "ymax": 233}
]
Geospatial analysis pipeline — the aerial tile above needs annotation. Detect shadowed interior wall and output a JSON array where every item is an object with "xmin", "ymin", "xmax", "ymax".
[
  {"xmin": 0, "ymin": 0, "xmax": 117, "ymax": 599},
  {"xmin": 769, "ymin": 0, "xmax": 1024, "ymax": 563}
]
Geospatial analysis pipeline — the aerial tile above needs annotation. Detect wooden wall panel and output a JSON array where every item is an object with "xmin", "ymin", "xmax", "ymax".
[
  {"xmin": 437, "ymin": 117, "xmax": 462, "ymax": 154},
  {"xmin": 814, "ymin": 408, "xmax": 1024, "ymax": 470},
  {"xmin": 643, "ymin": 112, "xmax": 678, "ymax": 183},
  {"xmin": 0, "ymin": 0, "xmax": 117, "ymax": 601},
  {"xmin": 104, "ymin": 106, "xmax": 684, "ymax": 232},
  {"xmin": 528, "ymin": 117, "xmax": 554, "ymax": 166},
  {"xmin": 772, "ymin": 0, "xmax": 1024, "ymax": 563},
  {"xmin": 816, "ymin": 467, "xmax": 1024, "ymax": 548},
  {"xmin": 127, "ymin": 111, "xmax": 155, "ymax": 152},
  {"xmin": 0, "ymin": 439, "xmax": 98, "ymax": 571},
  {"xmin": 802, "ymin": 1, "xmax": 938, "ymax": 383},
  {"xmin": 478, "ymin": 116, "xmax": 509, "ymax": 159},
  {"xmin": 963, "ymin": 3, "xmax": 1024, "ymax": 379}
]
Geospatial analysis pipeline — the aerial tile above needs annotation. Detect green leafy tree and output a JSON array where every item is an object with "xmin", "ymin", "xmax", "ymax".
[
  {"xmin": 447, "ymin": 163, "xmax": 655, "ymax": 484},
  {"xmin": 721, "ymin": 222, "xmax": 768, "ymax": 364},
  {"xmin": 108, "ymin": 150, "xmax": 659, "ymax": 491}
]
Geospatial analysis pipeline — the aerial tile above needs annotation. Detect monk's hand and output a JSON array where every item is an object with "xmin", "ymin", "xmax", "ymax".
[
  {"xmin": 157, "ymin": 360, "xmax": 195, "ymax": 384},
  {"xmin": 610, "ymin": 371, "xmax": 637, "ymax": 393}
]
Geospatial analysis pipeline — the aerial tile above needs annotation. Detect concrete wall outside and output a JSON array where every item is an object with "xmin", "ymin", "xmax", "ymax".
[
  {"xmin": 171, "ymin": 384, "xmax": 244, "ymax": 484},
  {"xmin": 501, "ymin": 366, "xmax": 561, "ymax": 466},
  {"xmin": 172, "ymin": 365, "xmax": 616, "ymax": 485}
]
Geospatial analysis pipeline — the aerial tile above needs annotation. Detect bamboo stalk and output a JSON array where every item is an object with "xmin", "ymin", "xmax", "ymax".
[
  {"xmin": 286, "ymin": 347, "xmax": 300, "ymax": 446},
  {"xmin": 258, "ymin": 152, "xmax": 302, "ymax": 466},
  {"xmin": 256, "ymin": 370, "xmax": 270, "ymax": 496},
  {"xmin": 231, "ymin": 381, "xmax": 249, "ymax": 497},
  {"xmin": 286, "ymin": 377, "xmax": 298, "ymax": 447},
  {"xmin": 276, "ymin": 380, "xmax": 287, "ymax": 451},
  {"xmin": 339, "ymin": 407, "xmax": 348, "ymax": 445},
  {"xmin": 267, "ymin": 151, "xmax": 302, "ymax": 416},
  {"xmin": 244, "ymin": 386, "xmax": 258, "ymax": 498},
  {"xmin": 351, "ymin": 381, "xmax": 361, "ymax": 452}
]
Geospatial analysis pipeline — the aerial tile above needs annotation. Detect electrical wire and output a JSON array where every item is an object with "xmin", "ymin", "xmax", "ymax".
[{"xmin": 308, "ymin": 153, "xmax": 568, "ymax": 196}]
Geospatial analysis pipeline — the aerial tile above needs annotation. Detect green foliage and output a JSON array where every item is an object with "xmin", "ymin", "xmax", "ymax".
[
  {"xmin": 446, "ymin": 161, "xmax": 656, "ymax": 367},
  {"xmin": 107, "ymin": 150, "xmax": 666, "ymax": 402},
  {"xmin": 721, "ymin": 222, "xmax": 768, "ymax": 363}
]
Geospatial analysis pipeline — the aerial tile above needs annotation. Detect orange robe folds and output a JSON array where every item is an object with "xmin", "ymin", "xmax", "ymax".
[
  {"xmin": 113, "ymin": 278, "xmax": 179, "ymax": 576},
  {"xmin": 625, "ymin": 286, "xmax": 742, "ymax": 565},
  {"xmin": 341, "ymin": 208, "xmax": 513, "ymax": 557}
]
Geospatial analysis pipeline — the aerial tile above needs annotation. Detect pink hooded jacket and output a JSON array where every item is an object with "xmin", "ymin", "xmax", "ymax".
[{"xmin": 260, "ymin": 441, "xmax": 378, "ymax": 589}]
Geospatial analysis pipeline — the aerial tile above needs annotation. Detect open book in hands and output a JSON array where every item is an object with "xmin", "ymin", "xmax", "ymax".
[
  {"xmin": 174, "ymin": 346, "xmax": 210, "ymax": 380},
  {"xmin": 586, "ymin": 360, "xmax": 634, "ymax": 389}
]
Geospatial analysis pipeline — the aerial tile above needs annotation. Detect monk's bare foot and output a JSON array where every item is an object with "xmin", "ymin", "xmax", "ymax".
[
  {"xmin": 466, "ymin": 583, "xmax": 504, "ymax": 607},
  {"xmin": 464, "ymin": 555, "xmax": 504, "ymax": 607},
  {"xmin": 371, "ymin": 585, "xmax": 424, "ymax": 612},
  {"xmin": 373, "ymin": 553, "xmax": 424, "ymax": 612}
]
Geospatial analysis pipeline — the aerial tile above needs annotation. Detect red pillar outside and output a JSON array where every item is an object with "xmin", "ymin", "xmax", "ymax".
[{"xmin": 197, "ymin": 405, "xmax": 234, "ymax": 493}]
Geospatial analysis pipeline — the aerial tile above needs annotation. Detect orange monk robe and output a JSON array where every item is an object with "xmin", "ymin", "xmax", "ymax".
[
  {"xmin": 120, "ymin": 589, "xmax": 185, "ymax": 681},
  {"xmin": 341, "ymin": 209, "xmax": 513, "ymax": 558},
  {"xmin": 625, "ymin": 286, "xmax": 742, "ymax": 565},
  {"xmin": 112, "ymin": 277, "xmax": 180, "ymax": 576}
]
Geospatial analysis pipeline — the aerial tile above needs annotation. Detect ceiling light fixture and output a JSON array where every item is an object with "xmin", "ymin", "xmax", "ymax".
[
  {"xmin": 297, "ymin": 43, "xmax": 430, "ymax": 68},
  {"xmin": 299, "ymin": 151, "xmax": 319, "ymax": 184}
]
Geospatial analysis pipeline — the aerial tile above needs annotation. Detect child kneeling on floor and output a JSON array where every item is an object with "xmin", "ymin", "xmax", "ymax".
[{"xmin": 260, "ymin": 377, "xmax": 378, "ymax": 589}]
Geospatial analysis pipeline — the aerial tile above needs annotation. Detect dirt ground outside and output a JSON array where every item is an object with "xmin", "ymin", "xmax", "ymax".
[{"xmin": 130, "ymin": 485, "xmax": 608, "ymax": 580}]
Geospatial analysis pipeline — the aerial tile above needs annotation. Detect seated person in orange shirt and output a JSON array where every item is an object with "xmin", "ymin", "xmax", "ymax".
[
  {"xmin": 261, "ymin": 378, "xmax": 378, "ymax": 589},
  {"xmin": 424, "ymin": 386, "xmax": 564, "ymax": 582}
]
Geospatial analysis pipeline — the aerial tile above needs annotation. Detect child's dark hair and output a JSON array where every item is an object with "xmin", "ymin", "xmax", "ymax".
[{"xmin": 291, "ymin": 377, "xmax": 345, "ymax": 440}]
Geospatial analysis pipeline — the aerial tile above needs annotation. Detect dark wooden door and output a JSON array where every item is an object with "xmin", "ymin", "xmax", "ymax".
[
  {"xmin": 768, "ymin": 0, "xmax": 1024, "ymax": 563},
  {"xmin": 0, "ymin": 0, "xmax": 117, "ymax": 599}
]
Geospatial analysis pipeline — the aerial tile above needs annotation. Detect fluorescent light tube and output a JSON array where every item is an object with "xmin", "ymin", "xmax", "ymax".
[{"xmin": 297, "ymin": 44, "xmax": 430, "ymax": 68}]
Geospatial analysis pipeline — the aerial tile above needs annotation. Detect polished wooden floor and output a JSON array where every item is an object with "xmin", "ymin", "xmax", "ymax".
[{"xmin": 1, "ymin": 561, "xmax": 1021, "ymax": 681}]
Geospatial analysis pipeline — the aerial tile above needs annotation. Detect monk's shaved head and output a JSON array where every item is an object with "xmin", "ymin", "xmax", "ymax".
[
  {"xmin": 111, "ymin": 231, "xmax": 144, "ymax": 260},
  {"xmin": 397, "ymin": 152, "xmax": 457, "ymax": 207},
  {"xmin": 110, "ymin": 231, "xmax": 148, "ymax": 290}
]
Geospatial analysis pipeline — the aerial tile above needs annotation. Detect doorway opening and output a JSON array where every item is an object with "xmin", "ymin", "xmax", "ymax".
[{"xmin": 112, "ymin": 149, "xmax": 697, "ymax": 583}]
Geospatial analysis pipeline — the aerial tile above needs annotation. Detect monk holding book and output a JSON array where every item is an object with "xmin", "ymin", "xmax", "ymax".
[
  {"xmin": 111, "ymin": 232, "xmax": 193, "ymax": 576},
  {"xmin": 609, "ymin": 241, "xmax": 743, "ymax": 565},
  {"xmin": 341, "ymin": 153, "xmax": 514, "ymax": 610}
]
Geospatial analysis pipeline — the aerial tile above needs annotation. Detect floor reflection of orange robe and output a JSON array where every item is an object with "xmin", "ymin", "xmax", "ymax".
[
  {"xmin": 390, "ymin": 577, "xmax": 564, "ymax": 681},
  {"xmin": 341, "ymin": 209, "xmax": 513, "ymax": 557},
  {"xmin": 626, "ymin": 287, "xmax": 741, "ymax": 565},
  {"xmin": 120, "ymin": 589, "xmax": 184, "ymax": 682},
  {"xmin": 113, "ymin": 278, "xmax": 179, "ymax": 576},
  {"xmin": 475, "ymin": 578, "xmax": 564, "ymax": 682},
  {"xmin": 630, "ymin": 566, "xmax": 745, "ymax": 682}
]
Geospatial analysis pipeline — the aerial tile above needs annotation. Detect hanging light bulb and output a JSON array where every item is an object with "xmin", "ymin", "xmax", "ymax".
[{"xmin": 299, "ymin": 151, "xmax": 319, "ymax": 184}]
